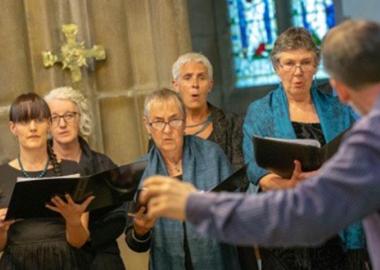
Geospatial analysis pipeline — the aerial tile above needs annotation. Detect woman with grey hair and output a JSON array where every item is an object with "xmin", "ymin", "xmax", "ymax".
[
  {"xmin": 172, "ymin": 52, "xmax": 245, "ymax": 171},
  {"xmin": 243, "ymin": 27, "xmax": 367, "ymax": 269},
  {"xmin": 45, "ymin": 86, "xmax": 126, "ymax": 270},
  {"xmin": 126, "ymin": 88, "xmax": 241, "ymax": 270}
]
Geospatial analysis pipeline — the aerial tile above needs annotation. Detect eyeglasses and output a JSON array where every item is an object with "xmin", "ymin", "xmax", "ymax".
[
  {"xmin": 51, "ymin": 112, "xmax": 79, "ymax": 126},
  {"xmin": 277, "ymin": 61, "xmax": 316, "ymax": 72},
  {"xmin": 149, "ymin": 119, "xmax": 184, "ymax": 130}
]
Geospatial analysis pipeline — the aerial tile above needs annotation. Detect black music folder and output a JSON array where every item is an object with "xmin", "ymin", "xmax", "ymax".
[
  {"xmin": 6, "ymin": 160, "xmax": 147, "ymax": 220},
  {"xmin": 253, "ymin": 130, "xmax": 347, "ymax": 179},
  {"xmin": 210, "ymin": 166, "xmax": 247, "ymax": 192}
]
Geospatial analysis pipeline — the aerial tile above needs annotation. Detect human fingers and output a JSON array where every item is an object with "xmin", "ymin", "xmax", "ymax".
[
  {"xmin": 143, "ymin": 175, "xmax": 176, "ymax": 189},
  {"xmin": 65, "ymin": 194, "xmax": 75, "ymax": 205},
  {"xmin": 45, "ymin": 203, "xmax": 60, "ymax": 213},
  {"xmin": 51, "ymin": 195, "xmax": 66, "ymax": 207},
  {"xmin": 0, "ymin": 220, "xmax": 15, "ymax": 231},
  {"xmin": 147, "ymin": 198, "xmax": 184, "ymax": 221},
  {"xmin": 0, "ymin": 212, "xmax": 6, "ymax": 221},
  {"xmin": 135, "ymin": 206, "xmax": 146, "ymax": 219},
  {"xmin": 299, "ymin": 169, "xmax": 319, "ymax": 179},
  {"xmin": 290, "ymin": 160, "xmax": 302, "ymax": 181},
  {"xmin": 0, "ymin": 208, "xmax": 7, "ymax": 219},
  {"xmin": 139, "ymin": 183, "xmax": 171, "ymax": 206},
  {"xmin": 80, "ymin": 196, "xmax": 95, "ymax": 210}
]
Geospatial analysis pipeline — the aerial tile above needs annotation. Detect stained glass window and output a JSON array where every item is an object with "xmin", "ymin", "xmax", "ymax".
[
  {"xmin": 227, "ymin": 0, "xmax": 278, "ymax": 88},
  {"xmin": 227, "ymin": 0, "xmax": 336, "ymax": 88},
  {"xmin": 291, "ymin": 0, "xmax": 336, "ymax": 80}
]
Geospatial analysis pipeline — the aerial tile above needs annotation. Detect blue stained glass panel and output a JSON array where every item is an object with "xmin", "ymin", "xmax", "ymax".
[
  {"xmin": 291, "ymin": 0, "xmax": 336, "ymax": 80},
  {"xmin": 227, "ymin": 0, "xmax": 279, "ymax": 88},
  {"xmin": 227, "ymin": 0, "xmax": 336, "ymax": 88}
]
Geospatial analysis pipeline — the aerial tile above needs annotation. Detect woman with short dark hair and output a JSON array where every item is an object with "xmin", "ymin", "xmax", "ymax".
[{"xmin": 0, "ymin": 92, "xmax": 93, "ymax": 269}]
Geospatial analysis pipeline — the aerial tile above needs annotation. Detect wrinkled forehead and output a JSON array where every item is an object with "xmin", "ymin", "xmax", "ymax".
[
  {"xmin": 277, "ymin": 49, "xmax": 316, "ymax": 62},
  {"xmin": 179, "ymin": 60, "xmax": 209, "ymax": 75},
  {"xmin": 148, "ymin": 98, "xmax": 183, "ymax": 119},
  {"xmin": 48, "ymin": 98, "xmax": 78, "ymax": 113}
]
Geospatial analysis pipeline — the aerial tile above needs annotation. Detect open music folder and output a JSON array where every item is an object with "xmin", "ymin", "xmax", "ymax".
[
  {"xmin": 253, "ymin": 130, "xmax": 347, "ymax": 179},
  {"xmin": 5, "ymin": 160, "xmax": 147, "ymax": 220}
]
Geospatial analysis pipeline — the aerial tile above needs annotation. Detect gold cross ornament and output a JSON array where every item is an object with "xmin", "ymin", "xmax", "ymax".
[{"xmin": 42, "ymin": 24, "xmax": 106, "ymax": 83}]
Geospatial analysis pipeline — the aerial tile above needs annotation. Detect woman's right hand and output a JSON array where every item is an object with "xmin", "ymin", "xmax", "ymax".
[
  {"xmin": 259, "ymin": 161, "xmax": 314, "ymax": 191},
  {"xmin": 0, "ymin": 208, "xmax": 15, "ymax": 232},
  {"xmin": 133, "ymin": 206, "xmax": 156, "ymax": 237}
]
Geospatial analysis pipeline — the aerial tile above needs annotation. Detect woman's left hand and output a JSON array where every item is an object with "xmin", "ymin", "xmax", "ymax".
[{"xmin": 46, "ymin": 194, "xmax": 94, "ymax": 226}]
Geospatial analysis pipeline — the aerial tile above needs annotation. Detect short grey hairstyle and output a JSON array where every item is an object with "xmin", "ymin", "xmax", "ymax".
[
  {"xmin": 172, "ymin": 52, "xmax": 213, "ymax": 80},
  {"xmin": 271, "ymin": 27, "xmax": 320, "ymax": 68},
  {"xmin": 323, "ymin": 20, "xmax": 380, "ymax": 90},
  {"xmin": 144, "ymin": 88, "xmax": 186, "ymax": 119},
  {"xmin": 44, "ymin": 86, "xmax": 92, "ymax": 137}
]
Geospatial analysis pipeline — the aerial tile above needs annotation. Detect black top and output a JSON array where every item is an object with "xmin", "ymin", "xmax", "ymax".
[
  {"xmin": 75, "ymin": 137, "xmax": 125, "ymax": 270},
  {"xmin": 48, "ymin": 137, "xmax": 125, "ymax": 270},
  {"xmin": 0, "ymin": 160, "xmax": 91, "ymax": 270},
  {"xmin": 264, "ymin": 123, "xmax": 345, "ymax": 270},
  {"xmin": 208, "ymin": 103, "xmax": 245, "ymax": 169},
  {"xmin": 291, "ymin": 122, "xmax": 326, "ymax": 146}
]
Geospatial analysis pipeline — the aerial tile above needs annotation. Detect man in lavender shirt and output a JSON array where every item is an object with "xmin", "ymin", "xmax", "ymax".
[{"xmin": 140, "ymin": 20, "xmax": 380, "ymax": 269}]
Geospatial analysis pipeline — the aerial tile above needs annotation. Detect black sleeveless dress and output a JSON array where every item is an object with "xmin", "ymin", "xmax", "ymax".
[{"xmin": 0, "ymin": 161, "xmax": 90, "ymax": 270}]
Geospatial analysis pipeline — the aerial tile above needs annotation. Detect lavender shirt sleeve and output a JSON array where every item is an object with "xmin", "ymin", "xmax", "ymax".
[{"xmin": 186, "ymin": 114, "xmax": 380, "ymax": 247}]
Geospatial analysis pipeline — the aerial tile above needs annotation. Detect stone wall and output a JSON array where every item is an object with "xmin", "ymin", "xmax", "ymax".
[{"xmin": 0, "ymin": 1, "xmax": 192, "ymax": 269}]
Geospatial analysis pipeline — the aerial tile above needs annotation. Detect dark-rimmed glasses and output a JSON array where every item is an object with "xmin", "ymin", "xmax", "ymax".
[
  {"xmin": 51, "ymin": 112, "xmax": 79, "ymax": 126},
  {"xmin": 277, "ymin": 61, "xmax": 315, "ymax": 72},
  {"xmin": 149, "ymin": 119, "xmax": 184, "ymax": 131}
]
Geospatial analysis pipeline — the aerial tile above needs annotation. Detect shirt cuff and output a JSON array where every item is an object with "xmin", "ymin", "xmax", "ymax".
[
  {"xmin": 186, "ymin": 192, "xmax": 219, "ymax": 225},
  {"xmin": 132, "ymin": 228, "xmax": 151, "ymax": 243}
]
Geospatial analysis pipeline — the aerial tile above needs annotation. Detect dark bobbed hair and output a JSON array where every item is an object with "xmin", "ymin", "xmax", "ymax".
[
  {"xmin": 323, "ymin": 20, "xmax": 380, "ymax": 90},
  {"xmin": 9, "ymin": 93, "xmax": 51, "ymax": 123},
  {"xmin": 271, "ymin": 27, "xmax": 320, "ymax": 68},
  {"xmin": 9, "ymin": 93, "xmax": 62, "ymax": 175}
]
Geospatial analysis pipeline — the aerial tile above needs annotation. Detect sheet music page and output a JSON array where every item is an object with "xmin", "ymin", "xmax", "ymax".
[
  {"xmin": 16, "ymin": 174, "xmax": 80, "ymax": 182},
  {"xmin": 262, "ymin": 136, "xmax": 321, "ymax": 148}
]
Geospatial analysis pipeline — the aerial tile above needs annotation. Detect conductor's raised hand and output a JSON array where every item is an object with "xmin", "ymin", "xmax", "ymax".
[
  {"xmin": 46, "ymin": 194, "xmax": 94, "ymax": 226},
  {"xmin": 139, "ymin": 176, "xmax": 197, "ymax": 221}
]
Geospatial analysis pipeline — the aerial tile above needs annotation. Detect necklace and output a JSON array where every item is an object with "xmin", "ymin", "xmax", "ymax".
[
  {"xmin": 185, "ymin": 115, "xmax": 212, "ymax": 136},
  {"xmin": 185, "ymin": 114, "xmax": 211, "ymax": 128},
  {"xmin": 167, "ymin": 160, "xmax": 182, "ymax": 175},
  {"xmin": 191, "ymin": 120, "xmax": 211, "ymax": 136},
  {"xmin": 185, "ymin": 115, "xmax": 211, "ymax": 128},
  {"xmin": 18, "ymin": 156, "xmax": 50, "ymax": 178}
]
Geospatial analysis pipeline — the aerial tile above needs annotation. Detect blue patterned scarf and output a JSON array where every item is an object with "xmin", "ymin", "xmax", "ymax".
[
  {"xmin": 243, "ymin": 85, "xmax": 363, "ymax": 250},
  {"xmin": 141, "ymin": 136, "xmax": 240, "ymax": 270}
]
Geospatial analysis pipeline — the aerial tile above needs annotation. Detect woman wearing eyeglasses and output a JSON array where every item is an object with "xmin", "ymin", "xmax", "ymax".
[
  {"xmin": 125, "ymin": 88, "xmax": 240, "ymax": 270},
  {"xmin": 243, "ymin": 28, "xmax": 367, "ymax": 269},
  {"xmin": 44, "ymin": 87, "xmax": 126, "ymax": 270}
]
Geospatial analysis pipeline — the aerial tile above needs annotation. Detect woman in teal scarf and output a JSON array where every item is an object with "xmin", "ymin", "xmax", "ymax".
[
  {"xmin": 243, "ymin": 27, "xmax": 367, "ymax": 269},
  {"xmin": 126, "ymin": 88, "xmax": 240, "ymax": 270}
]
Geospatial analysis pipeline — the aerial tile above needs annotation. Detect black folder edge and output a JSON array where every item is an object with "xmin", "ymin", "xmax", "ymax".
[
  {"xmin": 209, "ymin": 165, "xmax": 247, "ymax": 193},
  {"xmin": 252, "ymin": 129, "xmax": 349, "ymax": 179},
  {"xmin": 5, "ymin": 160, "xmax": 147, "ymax": 220}
]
